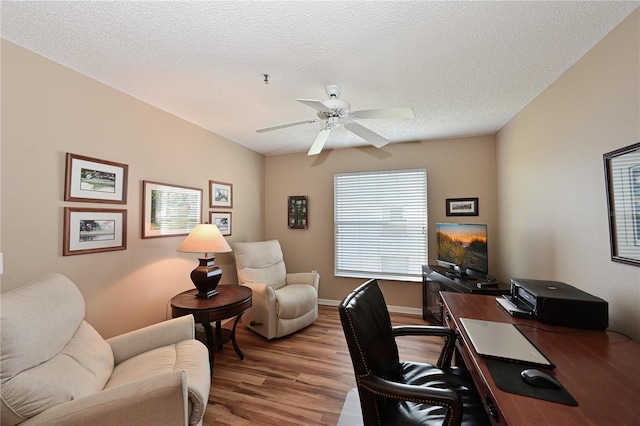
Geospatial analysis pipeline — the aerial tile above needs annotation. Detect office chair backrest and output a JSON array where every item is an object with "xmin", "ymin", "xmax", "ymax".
[{"xmin": 339, "ymin": 279, "xmax": 401, "ymax": 381}]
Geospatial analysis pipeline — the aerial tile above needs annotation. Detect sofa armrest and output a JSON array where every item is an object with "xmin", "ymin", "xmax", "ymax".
[
  {"xmin": 239, "ymin": 282, "xmax": 278, "ymax": 338},
  {"xmin": 21, "ymin": 371, "xmax": 188, "ymax": 426},
  {"xmin": 241, "ymin": 281, "xmax": 277, "ymax": 305},
  {"xmin": 286, "ymin": 272, "xmax": 319, "ymax": 291},
  {"xmin": 107, "ymin": 315, "xmax": 195, "ymax": 365}
]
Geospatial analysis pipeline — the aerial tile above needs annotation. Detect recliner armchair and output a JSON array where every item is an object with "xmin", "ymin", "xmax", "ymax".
[
  {"xmin": 233, "ymin": 239, "xmax": 319, "ymax": 339},
  {"xmin": 0, "ymin": 273, "xmax": 210, "ymax": 426},
  {"xmin": 339, "ymin": 279, "xmax": 490, "ymax": 426}
]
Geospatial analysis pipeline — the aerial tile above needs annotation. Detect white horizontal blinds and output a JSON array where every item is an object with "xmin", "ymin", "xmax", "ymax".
[
  {"xmin": 609, "ymin": 151, "xmax": 640, "ymax": 260},
  {"xmin": 334, "ymin": 168, "xmax": 427, "ymax": 281}
]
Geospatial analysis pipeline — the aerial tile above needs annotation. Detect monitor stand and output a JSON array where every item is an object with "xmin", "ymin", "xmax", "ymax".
[{"xmin": 446, "ymin": 270, "xmax": 476, "ymax": 280}]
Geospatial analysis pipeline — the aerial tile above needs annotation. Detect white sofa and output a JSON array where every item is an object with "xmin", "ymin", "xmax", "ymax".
[
  {"xmin": 0, "ymin": 273, "xmax": 210, "ymax": 426},
  {"xmin": 233, "ymin": 239, "xmax": 319, "ymax": 340}
]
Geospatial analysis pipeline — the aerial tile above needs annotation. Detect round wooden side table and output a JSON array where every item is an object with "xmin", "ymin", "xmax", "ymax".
[{"xmin": 171, "ymin": 284, "xmax": 252, "ymax": 376}]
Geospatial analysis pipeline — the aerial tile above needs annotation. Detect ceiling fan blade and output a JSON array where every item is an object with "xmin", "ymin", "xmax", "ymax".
[
  {"xmin": 344, "ymin": 122, "xmax": 390, "ymax": 148},
  {"xmin": 297, "ymin": 99, "xmax": 333, "ymax": 114},
  {"xmin": 307, "ymin": 128, "xmax": 331, "ymax": 156},
  {"xmin": 353, "ymin": 107, "xmax": 415, "ymax": 120},
  {"xmin": 256, "ymin": 119, "xmax": 317, "ymax": 133}
]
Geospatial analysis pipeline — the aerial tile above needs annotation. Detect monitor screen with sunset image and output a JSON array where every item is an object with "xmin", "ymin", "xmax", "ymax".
[{"xmin": 436, "ymin": 223, "xmax": 488, "ymax": 276}]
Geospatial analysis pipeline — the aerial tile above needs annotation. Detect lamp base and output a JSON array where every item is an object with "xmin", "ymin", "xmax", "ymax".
[
  {"xmin": 196, "ymin": 288, "xmax": 219, "ymax": 298},
  {"xmin": 190, "ymin": 257, "xmax": 223, "ymax": 298}
]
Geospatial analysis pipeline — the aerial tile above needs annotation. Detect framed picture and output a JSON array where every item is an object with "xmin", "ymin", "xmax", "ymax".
[
  {"xmin": 603, "ymin": 142, "xmax": 640, "ymax": 266},
  {"xmin": 288, "ymin": 196, "xmax": 308, "ymax": 229},
  {"xmin": 142, "ymin": 181, "xmax": 202, "ymax": 239},
  {"xmin": 210, "ymin": 180, "xmax": 233, "ymax": 208},
  {"xmin": 446, "ymin": 197, "xmax": 479, "ymax": 216},
  {"xmin": 64, "ymin": 153, "xmax": 128, "ymax": 204},
  {"xmin": 63, "ymin": 207, "xmax": 127, "ymax": 256},
  {"xmin": 210, "ymin": 211, "xmax": 232, "ymax": 236}
]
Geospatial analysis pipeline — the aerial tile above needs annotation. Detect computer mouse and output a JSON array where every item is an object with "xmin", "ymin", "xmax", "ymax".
[{"xmin": 520, "ymin": 368, "xmax": 562, "ymax": 389}]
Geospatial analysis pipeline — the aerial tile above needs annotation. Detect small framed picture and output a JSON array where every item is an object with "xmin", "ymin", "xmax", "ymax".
[
  {"xmin": 210, "ymin": 180, "xmax": 233, "ymax": 208},
  {"xmin": 210, "ymin": 211, "xmax": 232, "ymax": 236},
  {"xmin": 64, "ymin": 153, "xmax": 128, "ymax": 204},
  {"xmin": 288, "ymin": 196, "xmax": 308, "ymax": 229},
  {"xmin": 63, "ymin": 207, "xmax": 127, "ymax": 256},
  {"xmin": 446, "ymin": 198, "xmax": 479, "ymax": 216},
  {"xmin": 142, "ymin": 181, "xmax": 202, "ymax": 238}
]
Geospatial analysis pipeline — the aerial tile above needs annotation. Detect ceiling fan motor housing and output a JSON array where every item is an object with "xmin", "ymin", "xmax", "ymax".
[{"xmin": 318, "ymin": 98, "xmax": 351, "ymax": 118}]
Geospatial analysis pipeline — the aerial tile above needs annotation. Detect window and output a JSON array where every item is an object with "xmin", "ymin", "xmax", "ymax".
[{"xmin": 334, "ymin": 168, "xmax": 427, "ymax": 281}]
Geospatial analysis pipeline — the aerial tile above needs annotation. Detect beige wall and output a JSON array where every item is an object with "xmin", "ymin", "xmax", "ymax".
[
  {"xmin": 265, "ymin": 136, "xmax": 498, "ymax": 310},
  {"xmin": 2, "ymin": 9, "xmax": 638, "ymax": 342},
  {"xmin": 0, "ymin": 40, "xmax": 265, "ymax": 338},
  {"xmin": 496, "ymin": 10, "xmax": 640, "ymax": 340}
]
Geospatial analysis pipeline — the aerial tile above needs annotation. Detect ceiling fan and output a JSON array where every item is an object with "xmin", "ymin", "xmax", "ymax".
[{"xmin": 256, "ymin": 85, "xmax": 415, "ymax": 156}]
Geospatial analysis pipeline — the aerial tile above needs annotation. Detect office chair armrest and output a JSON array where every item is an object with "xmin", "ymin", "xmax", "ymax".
[
  {"xmin": 392, "ymin": 325, "xmax": 454, "ymax": 337},
  {"xmin": 392, "ymin": 326, "xmax": 456, "ymax": 370},
  {"xmin": 359, "ymin": 375, "xmax": 463, "ymax": 426}
]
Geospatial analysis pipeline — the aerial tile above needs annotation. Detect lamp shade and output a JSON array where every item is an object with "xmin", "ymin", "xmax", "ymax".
[{"xmin": 177, "ymin": 223, "xmax": 231, "ymax": 256}]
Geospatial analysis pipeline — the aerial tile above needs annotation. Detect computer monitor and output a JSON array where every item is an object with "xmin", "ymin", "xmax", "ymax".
[{"xmin": 436, "ymin": 223, "xmax": 488, "ymax": 278}]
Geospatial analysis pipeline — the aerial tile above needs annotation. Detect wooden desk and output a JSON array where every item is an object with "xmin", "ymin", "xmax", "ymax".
[
  {"xmin": 171, "ymin": 285, "xmax": 252, "ymax": 376},
  {"xmin": 441, "ymin": 292, "xmax": 640, "ymax": 425}
]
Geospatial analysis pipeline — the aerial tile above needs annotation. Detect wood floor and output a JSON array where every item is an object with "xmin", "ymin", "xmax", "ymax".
[{"xmin": 202, "ymin": 304, "xmax": 443, "ymax": 426}]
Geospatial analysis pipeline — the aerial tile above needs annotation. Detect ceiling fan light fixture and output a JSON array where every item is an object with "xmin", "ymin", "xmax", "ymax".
[{"xmin": 327, "ymin": 116, "xmax": 341, "ymax": 127}]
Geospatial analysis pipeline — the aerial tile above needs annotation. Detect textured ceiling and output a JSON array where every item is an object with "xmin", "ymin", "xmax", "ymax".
[{"xmin": 1, "ymin": 1, "xmax": 638, "ymax": 155}]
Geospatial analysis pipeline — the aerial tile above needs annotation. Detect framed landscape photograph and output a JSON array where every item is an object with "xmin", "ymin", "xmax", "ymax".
[
  {"xmin": 64, "ymin": 153, "xmax": 128, "ymax": 204},
  {"xmin": 210, "ymin": 180, "xmax": 233, "ymax": 208},
  {"xmin": 446, "ymin": 197, "xmax": 479, "ymax": 216},
  {"xmin": 63, "ymin": 207, "xmax": 127, "ymax": 256},
  {"xmin": 142, "ymin": 181, "xmax": 202, "ymax": 238},
  {"xmin": 210, "ymin": 211, "xmax": 232, "ymax": 236}
]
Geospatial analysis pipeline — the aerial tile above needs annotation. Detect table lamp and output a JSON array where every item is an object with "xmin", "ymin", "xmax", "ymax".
[{"xmin": 177, "ymin": 223, "xmax": 232, "ymax": 298}]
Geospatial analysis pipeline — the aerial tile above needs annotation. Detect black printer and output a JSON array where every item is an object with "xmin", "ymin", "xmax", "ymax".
[{"xmin": 509, "ymin": 278, "xmax": 608, "ymax": 330}]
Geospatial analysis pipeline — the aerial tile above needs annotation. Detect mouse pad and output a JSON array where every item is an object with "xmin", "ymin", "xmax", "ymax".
[{"xmin": 486, "ymin": 360, "xmax": 578, "ymax": 406}]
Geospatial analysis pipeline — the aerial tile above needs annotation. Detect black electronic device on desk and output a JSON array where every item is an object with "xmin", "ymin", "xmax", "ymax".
[
  {"xmin": 422, "ymin": 265, "xmax": 510, "ymax": 325},
  {"xmin": 424, "ymin": 265, "xmax": 510, "ymax": 295},
  {"xmin": 497, "ymin": 278, "xmax": 608, "ymax": 329}
]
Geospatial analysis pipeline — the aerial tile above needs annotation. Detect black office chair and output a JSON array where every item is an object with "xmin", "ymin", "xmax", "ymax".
[{"xmin": 339, "ymin": 279, "xmax": 490, "ymax": 426}]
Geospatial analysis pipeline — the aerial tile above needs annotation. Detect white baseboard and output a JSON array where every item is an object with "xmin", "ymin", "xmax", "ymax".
[
  {"xmin": 319, "ymin": 298, "xmax": 341, "ymax": 307},
  {"xmin": 319, "ymin": 298, "xmax": 422, "ymax": 317}
]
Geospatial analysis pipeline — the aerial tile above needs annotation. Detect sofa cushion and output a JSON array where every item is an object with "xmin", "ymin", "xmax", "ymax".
[
  {"xmin": 0, "ymin": 273, "xmax": 114, "ymax": 426},
  {"xmin": 1, "ymin": 273, "xmax": 86, "ymax": 384},
  {"xmin": 276, "ymin": 284, "xmax": 317, "ymax": 319},
  {"xmin": 234, "ymin": 240, "xmax": 287, "ymax": 290},
  {"xmin": 104, "ymin": 340, "xmax": 209, "ymax": 426},
  {"xmin": 0, "ymin": 321, "xmax": 114, "ymax": 425},
  {"xmin": 277, "ymin": 308, "xmax": 318, "ymax": 338}
]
